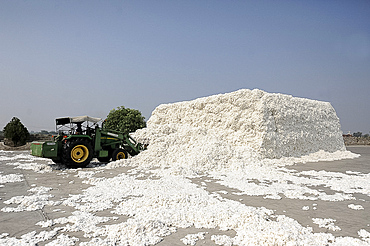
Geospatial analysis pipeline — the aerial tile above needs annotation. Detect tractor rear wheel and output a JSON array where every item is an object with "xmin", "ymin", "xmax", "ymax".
[
  {"xmin": 63, "ymin": 139, "xmax": 93, "ymax": 168},
  {"xmin": 112, "ymin": 148, "xmax": 128, "ymax": 161}
]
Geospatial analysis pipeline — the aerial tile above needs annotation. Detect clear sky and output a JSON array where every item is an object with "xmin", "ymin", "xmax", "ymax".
[{"xmin": 1, "ymin": 0, "xmax": 369, "ymax": 134}]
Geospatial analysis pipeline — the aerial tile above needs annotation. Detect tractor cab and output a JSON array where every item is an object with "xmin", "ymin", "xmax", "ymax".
[{"xmin": 55, "ymin": 116, "xmax": 102, "ymax": 136}]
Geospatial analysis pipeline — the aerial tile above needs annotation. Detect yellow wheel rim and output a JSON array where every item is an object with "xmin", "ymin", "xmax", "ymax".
[
  {"xmin": 116, "ymin": 151, "xmax": 126, "ymax": 160},
  {"xmin": 71, "ymin": 145, "xmax": 89, "ymax": 163}
]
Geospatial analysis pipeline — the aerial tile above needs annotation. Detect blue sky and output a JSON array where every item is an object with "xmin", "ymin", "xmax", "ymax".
[{"xmin": 1, "ymin": 0, "xmax": 369, "ymax": 134}]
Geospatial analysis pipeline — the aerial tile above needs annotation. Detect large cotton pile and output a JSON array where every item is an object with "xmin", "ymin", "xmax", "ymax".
[{"xmin": 131, "ymin": 89, "xmax": 351, "ymax": 173}]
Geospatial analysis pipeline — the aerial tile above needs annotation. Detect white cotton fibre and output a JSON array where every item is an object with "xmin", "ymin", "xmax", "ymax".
[{"xmin": 129, "ymin": 89, "xmax": 354, "ymax": 173}]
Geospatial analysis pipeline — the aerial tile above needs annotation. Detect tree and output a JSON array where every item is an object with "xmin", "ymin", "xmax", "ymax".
[
  {"xmin": 353, "ymin": 132, "xmax": 362, "ymax": 138},
  {"xmin": 3, "ymin": 117, "xmax": 30, "ymax": 146},
  {"xmin": 104, "ymin": 106, "xmax": 146, "ymax": 134}
]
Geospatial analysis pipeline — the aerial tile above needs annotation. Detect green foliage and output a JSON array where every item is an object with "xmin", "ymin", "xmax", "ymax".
[
  {"xmin": 104, "ymin": 106, "xmax": 146, "ymax": 134},
  {"xmin": 353, "ymin": 132, "xmax": 363, "ymax": 138},
  {"xmin": 3, "ymin": 117, "xmax": 30, "ymax": 146}
]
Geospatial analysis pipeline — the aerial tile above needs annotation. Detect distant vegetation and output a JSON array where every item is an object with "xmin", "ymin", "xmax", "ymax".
[
  {"xmin": 1, "ymin": 118, "xmax": 57, "ymax": 146},
  {"xmin": 30, "ymin": 130, "xmax": 57, "ymax": 135},
  {"xmin": 343, "ymin": 132, "xmax": 370, "ymax": 146},
  {"xmin": 104, "ymin": 106, "xmax": 146, "ymax": 135},
  {"xmin": 351, "ymin": 132, "xmax": 370, "ymax": 138},
  {"xmin": 2, "ymin": 117, "xmax": 30, "ymax": 147}
]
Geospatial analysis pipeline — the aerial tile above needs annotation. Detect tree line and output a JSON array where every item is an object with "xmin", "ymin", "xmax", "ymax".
[
  {"xmin": 352, "ymin": 132, "xmax": 370, "ymax": 138},
  {"xmin": 1, "ymin": 106, "xmax": 146, "ymax": 147}
]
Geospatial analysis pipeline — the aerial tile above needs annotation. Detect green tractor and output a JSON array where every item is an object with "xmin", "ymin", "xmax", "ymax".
[{"xmin": 30, "ymin": 116, "xmax": 146, "ymax": 168}]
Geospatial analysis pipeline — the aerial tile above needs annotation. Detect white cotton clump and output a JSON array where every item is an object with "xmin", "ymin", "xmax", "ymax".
[
  {"xmin": 87, "ymin": 219, "xmax": 175, "ymax": 246},
  {"xmin": 0, "ymin": 173, "xmax": 23, "ymax": 183},
  {"xmin": 0, "ymin": 229, "xmax": 59, "ymax": 245},
  {"xmin": 129, "ymin": 89, "xmax": 356, "ymax": 174},
  {"xmin": 36, "ymin": 220, "xmax": 54, "ymax": 228},
  {"xmin": 181, "ymin": 232, "xmax": 206, "ymax": 245},
  {"xmin": 1, "ymin": 186, "xmax": 56, "ymax": 212},
  {"xmin": 312, "ymin": 218, "xmax": 341, "ymax": 231},
  {"xmin": 51, "ymin": 211, "xmax": 116, "ymax": 238},
  {"xmin": 348, "ymin": 204, "xmax": 364, "ymax": 210},
  {"xmin": 45, "ymin": 234, "xmax": 79, "ymax": 246},
  {"xmin": 263, "ymin": 194, "xmax": 282, "ymax": 200},
  {"xmin": 358, "ymin": 229, "xmax": 370, "ymax": 242},
  {"xmin": 61, "ymin": 174, "xmax": 137, "ymax": 212},
  {"xmin": 211, "ymin": 234, "xmax": 233, "ymax": 246}
]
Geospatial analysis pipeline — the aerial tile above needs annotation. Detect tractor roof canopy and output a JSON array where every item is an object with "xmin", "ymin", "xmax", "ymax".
[{"xmin": 56, "ymin": 116, "xmax": 102, "ymax": 125}]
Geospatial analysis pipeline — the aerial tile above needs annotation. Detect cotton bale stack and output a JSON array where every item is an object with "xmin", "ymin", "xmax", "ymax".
[{"xmin": 134, "ymin": 89, "xmax": 346, "ymax": 171}]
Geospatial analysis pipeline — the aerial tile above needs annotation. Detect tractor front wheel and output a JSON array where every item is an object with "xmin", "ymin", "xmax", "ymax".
[
  {"xmin": 63, "ymin": 140, "xmax": 93, "ymax": 168},
  {"xmin": 112, "ymin": 148, "xmax": 128, "ymax": 161}
]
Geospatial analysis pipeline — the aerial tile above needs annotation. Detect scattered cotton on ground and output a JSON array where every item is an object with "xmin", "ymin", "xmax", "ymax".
[
  {"xmin": 349, "ymin": 204, "xmax": 365, "ymax": 210},
  {"xmin": 1, "ymin": 186, "xmax": 57, "ymax": 212},
  {"xmin": 312, "ymin": 218, "xmax": 341, "ymax": 232},
  {"xmin": 181, "ymin": 232, "xmax": 206, "ymax": 245},
  {"xmin": 0, "ymin": 173, "xmax": 23, "ymax": 184}
]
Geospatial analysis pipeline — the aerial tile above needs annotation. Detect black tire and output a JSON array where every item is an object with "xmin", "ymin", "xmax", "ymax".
[
  {"xmin": 112, "ymin": 148, "xmax": 128, "ymax": 161},
  {"xmin": 51, "ymin": 158, "xmax": 62, "ymax": 164},
  {"xmin": 97, "ymin": 156, "xmax": 111, "ymax": 163},
  {"xmin": 63, "ymin": 139, "xmax": 93, "ymax": 168}
]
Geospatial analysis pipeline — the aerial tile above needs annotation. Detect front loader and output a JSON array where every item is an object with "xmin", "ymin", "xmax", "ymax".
[{"xmin": 31, "ymin": 116, "xmax": 146, "ymax": 168}]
